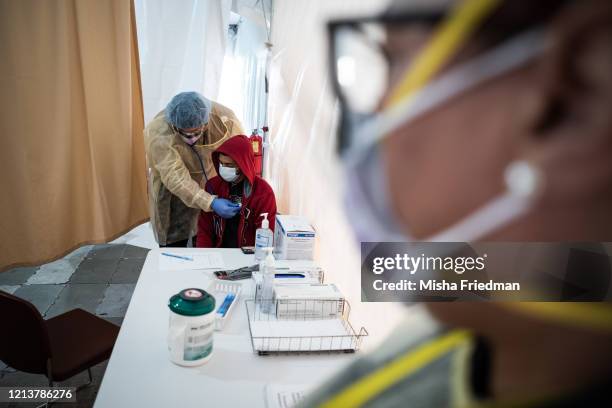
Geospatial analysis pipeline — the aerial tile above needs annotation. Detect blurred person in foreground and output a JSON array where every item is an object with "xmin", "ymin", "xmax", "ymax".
[{"xmin": 301, "ymin": 0, "xmax": 612, "ymax": 406}]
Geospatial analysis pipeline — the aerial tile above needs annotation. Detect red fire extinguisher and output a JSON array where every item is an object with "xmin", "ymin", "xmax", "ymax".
[{"xmin": 250, "ymin": 129, "xmax": 263, "ymax": 176}]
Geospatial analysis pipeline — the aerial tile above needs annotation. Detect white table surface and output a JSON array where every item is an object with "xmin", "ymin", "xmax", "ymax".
[{"xmin": 94, "ymin": 248, "xmax": 356, "ymax": 408}]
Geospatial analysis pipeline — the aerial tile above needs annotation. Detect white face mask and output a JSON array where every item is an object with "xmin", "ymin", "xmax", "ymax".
[
  {"xmin": 343, "ymin": 28, "xmax": 548, "ymax": 243},
  {"xmin": 219, "ymin": 165, "xmax": 239, "ymax": 183},
  {"xmin": 180, "ymin": 133, "xmax": 202, "ymax": 146}
]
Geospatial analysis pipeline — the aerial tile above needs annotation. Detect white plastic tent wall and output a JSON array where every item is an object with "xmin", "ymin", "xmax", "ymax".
[{"xmin": 135, "ymin": 0, "xmax": 232, "ymax": 123}]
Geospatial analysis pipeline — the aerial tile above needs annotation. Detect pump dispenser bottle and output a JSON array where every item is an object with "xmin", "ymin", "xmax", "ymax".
[
  {"xmin": 260, "ymin": 247, "xmax": 276, "ymax": 313},
  {"xmin": 255, "ymin": 213, "xmax": 273, "ymax": 260}
]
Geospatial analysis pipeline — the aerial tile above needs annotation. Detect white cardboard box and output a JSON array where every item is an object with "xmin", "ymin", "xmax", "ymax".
[
  {"xmin": 252, "ymin": 263, "xmax": 324, "ymax": 300},
  {"xmin": 274, "ymin": 283, "xmax": 344, "ymax": 319},
  {"xmin": 274, "ymin": 215, "xmax": 315, "ymax": 260}
]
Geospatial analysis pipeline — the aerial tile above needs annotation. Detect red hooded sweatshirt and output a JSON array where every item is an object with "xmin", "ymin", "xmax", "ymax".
[{"xmin": 197, "ymin": 135, "xmax": 276, "ymax": 248}]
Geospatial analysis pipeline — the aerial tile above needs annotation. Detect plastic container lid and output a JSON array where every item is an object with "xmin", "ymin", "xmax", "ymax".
[{"xmin": 168, "ymin": 288, "xmax": 216, "ymax": 316}]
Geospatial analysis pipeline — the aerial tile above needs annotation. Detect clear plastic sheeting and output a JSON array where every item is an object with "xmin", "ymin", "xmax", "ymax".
[
  {"xmin": 134, "ymin": 0, "xmax": 232, "ymax": 123},
  {"xmin": 266, "ymin": 0, "xmax": 427, "ymax": 348},
  {"xmin": 218, "ymin": 15, "xmax": 269, "ymax": 133}
]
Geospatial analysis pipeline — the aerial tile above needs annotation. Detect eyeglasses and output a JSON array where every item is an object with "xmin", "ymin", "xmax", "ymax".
[
  {"xmin": 329, "ymin": 13, "xmax": 446, "ymax": 108},
  {"xmin": 327, "ymin": 11, "xmax": 448, "ymax": 153},
  {"xmin": 173, "ymin": 125, "xmax": 206, "ymax": 138}
]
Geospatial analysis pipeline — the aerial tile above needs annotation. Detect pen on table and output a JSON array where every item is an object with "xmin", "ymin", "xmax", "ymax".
[
  {"xmin": 161, "ymin": 252, "xmax": 194, "ymax": 261},
  {"xmin": 217, "ymin": 293, "xmax": 236, "ymax": 317}
]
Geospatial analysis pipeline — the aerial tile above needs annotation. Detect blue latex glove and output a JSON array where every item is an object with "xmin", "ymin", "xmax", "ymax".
[{"xmin": 211, "ymin": 198, "xmax": 241, "ymax": 219}]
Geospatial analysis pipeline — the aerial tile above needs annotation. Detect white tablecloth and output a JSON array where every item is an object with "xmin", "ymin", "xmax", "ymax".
[{"xmin": 94, "ymin": 248, "xmax": 355, "ymax": 408}]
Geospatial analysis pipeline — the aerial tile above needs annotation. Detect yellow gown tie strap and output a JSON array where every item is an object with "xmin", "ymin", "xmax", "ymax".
[
  {"xmin": 387, "ymin": 0, "xmax": 502, "ymax": 109},
  {"xmin": 320, "ymin": 330, "xmax": 471, "ymax": 408}
]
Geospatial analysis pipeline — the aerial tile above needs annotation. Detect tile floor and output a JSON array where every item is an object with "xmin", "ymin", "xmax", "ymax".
[{"xmin": 0, "ymin": 222, "xmax": 157, "ymax": 408}]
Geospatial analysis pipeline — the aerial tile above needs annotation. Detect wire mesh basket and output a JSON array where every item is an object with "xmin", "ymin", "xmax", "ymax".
[{"xmin": 245, "ymin": 299, "xmax": 368, "ymax": 355}]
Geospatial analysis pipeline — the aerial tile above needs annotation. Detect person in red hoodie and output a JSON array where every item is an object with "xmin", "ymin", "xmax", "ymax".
[{"xmin": 197, "ymin": 135, "xmax": 276, "ymax": 248}]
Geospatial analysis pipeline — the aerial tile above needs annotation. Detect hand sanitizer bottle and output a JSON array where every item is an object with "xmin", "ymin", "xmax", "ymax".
[
  {"xmin": 255, "ymin": 213, "xmax": 273, "ymax": 261},
  {"xmin": 260, "ymin": 247, "xmax": 275, "ymax": 313}
]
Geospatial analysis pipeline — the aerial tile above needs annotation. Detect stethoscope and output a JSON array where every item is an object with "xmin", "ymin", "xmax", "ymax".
[
  {"xmin": 188, "ymin": 143, "xmax": 209, "ymax": 187},
  {"xmin": 173, "ymin": 125, "xmax": 209, "ymax": 187},
  {"xmin": 186, "ymin": 140, "xmax": 224, "ymax": 238}
]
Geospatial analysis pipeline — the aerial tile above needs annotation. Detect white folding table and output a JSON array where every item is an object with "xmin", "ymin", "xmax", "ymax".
[{"xmin": 94, "ymin": 248, "xmax": 356, "ymax": 408}]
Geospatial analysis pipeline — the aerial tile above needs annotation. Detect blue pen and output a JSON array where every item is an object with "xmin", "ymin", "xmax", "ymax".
[
  {"xmin": 217, "ymin": 293, "xmax": 236, "ymax": 317},
  {"xmin": 274, "ymin": 273, "xmax": 305, "ymax": 278},
  {"xmin": 161, "ymin": 252, "xmax": 194, "ymax": 261}
]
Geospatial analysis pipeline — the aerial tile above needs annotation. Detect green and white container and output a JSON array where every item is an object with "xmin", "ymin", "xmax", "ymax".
[{"xmin": 168, "ymin": 288, "xmax": 216, "ymax": 366}]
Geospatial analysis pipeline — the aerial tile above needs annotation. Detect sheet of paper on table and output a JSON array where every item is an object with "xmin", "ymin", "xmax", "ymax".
[
  {"xmin": 158, "ymin": 252, "xmax": 225, "ymax": 271},
  {"xmin": 264, "ymin": 384, "xmax": 313, "ymax": 408}
]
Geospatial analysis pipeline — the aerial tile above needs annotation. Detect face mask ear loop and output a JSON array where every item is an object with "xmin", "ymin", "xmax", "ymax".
[
  {"xmin": 427, "ymin": 193, "xmax": 533, "ymax": 242},
  {"xmin": 427, "ymin": 161, "xmax": 544, "ymax": 242}
]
